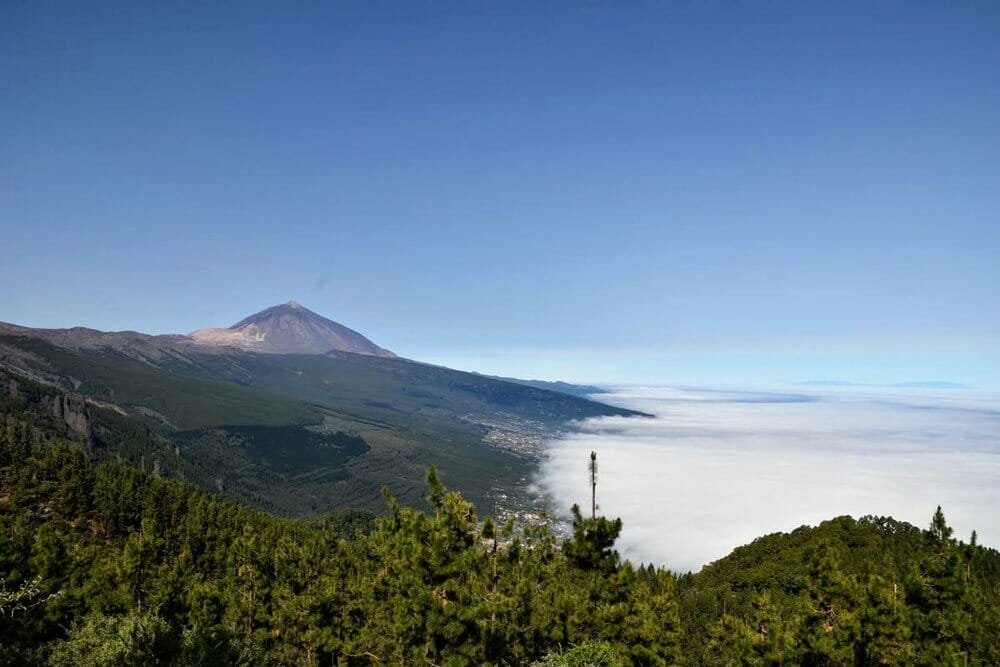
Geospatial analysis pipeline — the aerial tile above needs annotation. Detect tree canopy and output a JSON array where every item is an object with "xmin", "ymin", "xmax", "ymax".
[{"xmin": 1, "ymin": 420, "xmax": 998, "ymax": 665}]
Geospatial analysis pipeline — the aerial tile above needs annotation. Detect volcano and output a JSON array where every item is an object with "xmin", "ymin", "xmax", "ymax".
[{"xmin": 189, "ymin": 301, "xmax": 395, "ymax": 357}]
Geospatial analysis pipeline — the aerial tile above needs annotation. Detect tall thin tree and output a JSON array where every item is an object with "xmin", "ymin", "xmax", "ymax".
[{"xmin": 589, "ymin": 451, "xmax": 598, "ymax": 520}]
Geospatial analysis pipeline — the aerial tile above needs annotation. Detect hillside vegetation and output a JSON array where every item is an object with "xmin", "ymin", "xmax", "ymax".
[
  {"xmin": 0, "ymin": 333, "xmax": 639, "ymax": 515},
  {"xmin": 1, "ymin": 420, "xmax": 998, "ymax": 665}
]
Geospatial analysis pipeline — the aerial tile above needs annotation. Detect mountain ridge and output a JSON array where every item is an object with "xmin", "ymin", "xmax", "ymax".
[{"xmin": 1, "ymin": 301, "xmax": 394, "ymax": 359}]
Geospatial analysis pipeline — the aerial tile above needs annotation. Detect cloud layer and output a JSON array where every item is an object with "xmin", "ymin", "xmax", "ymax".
[{"xmin": 538, "ymin": 386, "xmax": 1000, "ymax": 573}]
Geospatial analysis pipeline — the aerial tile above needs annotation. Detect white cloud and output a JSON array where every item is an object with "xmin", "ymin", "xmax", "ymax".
[{"xmin": 538, "ymin": 386, "xmax": 1000, "ymax": 573}]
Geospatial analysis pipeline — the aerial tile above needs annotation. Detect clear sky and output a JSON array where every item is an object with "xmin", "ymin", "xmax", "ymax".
[{"xmin": 2, "ymin": 2, "xmax": 998, "ymax": 387}]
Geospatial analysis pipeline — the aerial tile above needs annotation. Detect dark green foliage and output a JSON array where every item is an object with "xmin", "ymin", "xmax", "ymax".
[
  {"xmin": 177, "ymin": 425, "xmax": 367, "ymax": 487},
  {"xmin": 0, "ymin": 438, "xmax": 681, "ymax": 665},
  {"xmin": 48, "ymin": 610, "xmax": 177, "ymax": 667},
  {"xmin": 856, "ymin": 575, "xmax": 914, "ymax": 665},
  {"xmin": 677, "ymin": 510, "xmax": 1000, "ymax": 666},
  {"xmin": 1, "ymin": 428, "xmax": 999, "ymax": 664},
  {"xmin": 905, "ymin": 506, "xmax": 976, "ymax": 665},
  {"xmin": 534, "ymin": 641, "xmax": 623, "ymax": 666},
  {"xmin": 796, "ymin": 542, "xmax": 860, "ymax": 665},
  {"xmin": 563, "ymin": 503, "xmax": 623, "ymax": 575}
]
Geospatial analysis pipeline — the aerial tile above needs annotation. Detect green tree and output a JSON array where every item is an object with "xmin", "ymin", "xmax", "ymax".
[
  {"xmin": 856, "ymin": 575, "xmax": 914, "ymax": 665},
  {"xmin": 562, "ymin": 504, "xmax": 622, "ymax": 576},
  {"xmin": 535, "ymin": 641, "xmax": 624, "ymax": 667},
  {"xmin": 796, "ymin": 542, "xmax": 859, "ymax": 666},
  {"xmin": 907, "ymin": 507, "xmax": 972, "ymax": 665},
  {"xmin": 47, "ymin": 610, "xmax": 178, "ymax": 667},
  {"xmin": 116, "ymin": 519, "xmax": 160, "ymax": 614}
]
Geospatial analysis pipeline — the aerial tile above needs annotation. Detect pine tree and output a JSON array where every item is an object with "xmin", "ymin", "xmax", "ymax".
[
  {"xmin": 609, "ymin": 566, "xmax": 681, "ymax": 665},
  {"xmin": 749, "ymin": 592, "xmax": 796, "ymax": 665},
  {"xmin": 589, "ymin": 450, "xmax": 598, "ymax": 520},
  {"xmin": 701, "ymin": 612, "xmax": 757, "ymax": 666},
  {"xmin": 117, "ymin": 518, "xmax": 160, "ymax": 614},
  {"xmin": 5, "ymin": 422, "xmax": 32, "ymax": 463},
  {"xmin": 701, "ymin": 591, "xmax": 795, "ymax": 666},
  {"xmin": 562, "ymin": 504, "xmax": 622, "ymax": 575},
  {"xmin": 48, "ymin": 609, "xmax": 178, "ymax": 667},
  {"xmin": 222, "ymin": 522, "xmax": 272, "ymax": 658},
  {"xmin": 856, "ymin": 575, "xmax": 915, "ymax": 665},
  {"xmin": 562, "ymin": 454, "xmax": 621, "ymax": 576},
  {"xmin": 796, "ymin": 542, "xmax": 860, "ymax": 666},
  {"xmin": 907, "ymin": 507, "xmax": 972, "ymax": 666}
]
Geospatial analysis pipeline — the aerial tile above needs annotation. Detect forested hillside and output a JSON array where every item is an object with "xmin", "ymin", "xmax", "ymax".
[
  {"xmin": 1, "ymin": 419, "xmax": 998, "ymax": 665},
  {"xmin": 0, "ymin": 332, "xmax": 640, "ymax": 516}
]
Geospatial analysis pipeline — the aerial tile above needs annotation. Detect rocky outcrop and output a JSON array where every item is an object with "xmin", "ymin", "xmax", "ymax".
[{"xmin": 50, "ymin": 393, "xmax": 93, "ymax": 442}]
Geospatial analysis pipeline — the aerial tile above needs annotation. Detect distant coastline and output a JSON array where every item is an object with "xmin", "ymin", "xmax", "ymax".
[{"xmin": 796, "ymin": 380, "xmax": 971, "ymax": 390}]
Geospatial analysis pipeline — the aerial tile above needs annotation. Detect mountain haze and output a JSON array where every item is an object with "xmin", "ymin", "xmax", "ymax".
[{"xmin": 189, "ymin": 301, "xmax": 395, "ymax": 356}]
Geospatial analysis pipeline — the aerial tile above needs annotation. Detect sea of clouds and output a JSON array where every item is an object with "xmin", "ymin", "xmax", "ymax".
[{"xmin": 537, "ymin": 385, "xmax": 1000, "ymax": 573}]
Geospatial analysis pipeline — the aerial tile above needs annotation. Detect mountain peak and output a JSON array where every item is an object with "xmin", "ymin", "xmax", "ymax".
[{"xmin": 189, "ymin": 302, "xmax": 395, "ymax": 357}]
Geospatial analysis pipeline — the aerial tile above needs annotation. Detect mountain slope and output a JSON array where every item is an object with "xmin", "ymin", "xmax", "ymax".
[
  {"xmin": 487, "ymin": 375, "xmax": 607, "ymax": 398},
  {"xmin": 189, "ymin": 301, "xmax": 395, "ymax": 356},
  {"xmin": 0, "ymin": 309, "xmax": 643, "ymax": 516}
]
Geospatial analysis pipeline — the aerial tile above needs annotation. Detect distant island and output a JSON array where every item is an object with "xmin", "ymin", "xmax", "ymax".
[{"xmin": 797, "ymin": 380, "xmax": 971, "ymax": 389}]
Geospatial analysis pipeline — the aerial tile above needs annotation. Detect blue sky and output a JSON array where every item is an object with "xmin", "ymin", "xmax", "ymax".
[{"xmin": 2, "ymin": 2, "xmax": 998, "ymax": 387}]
